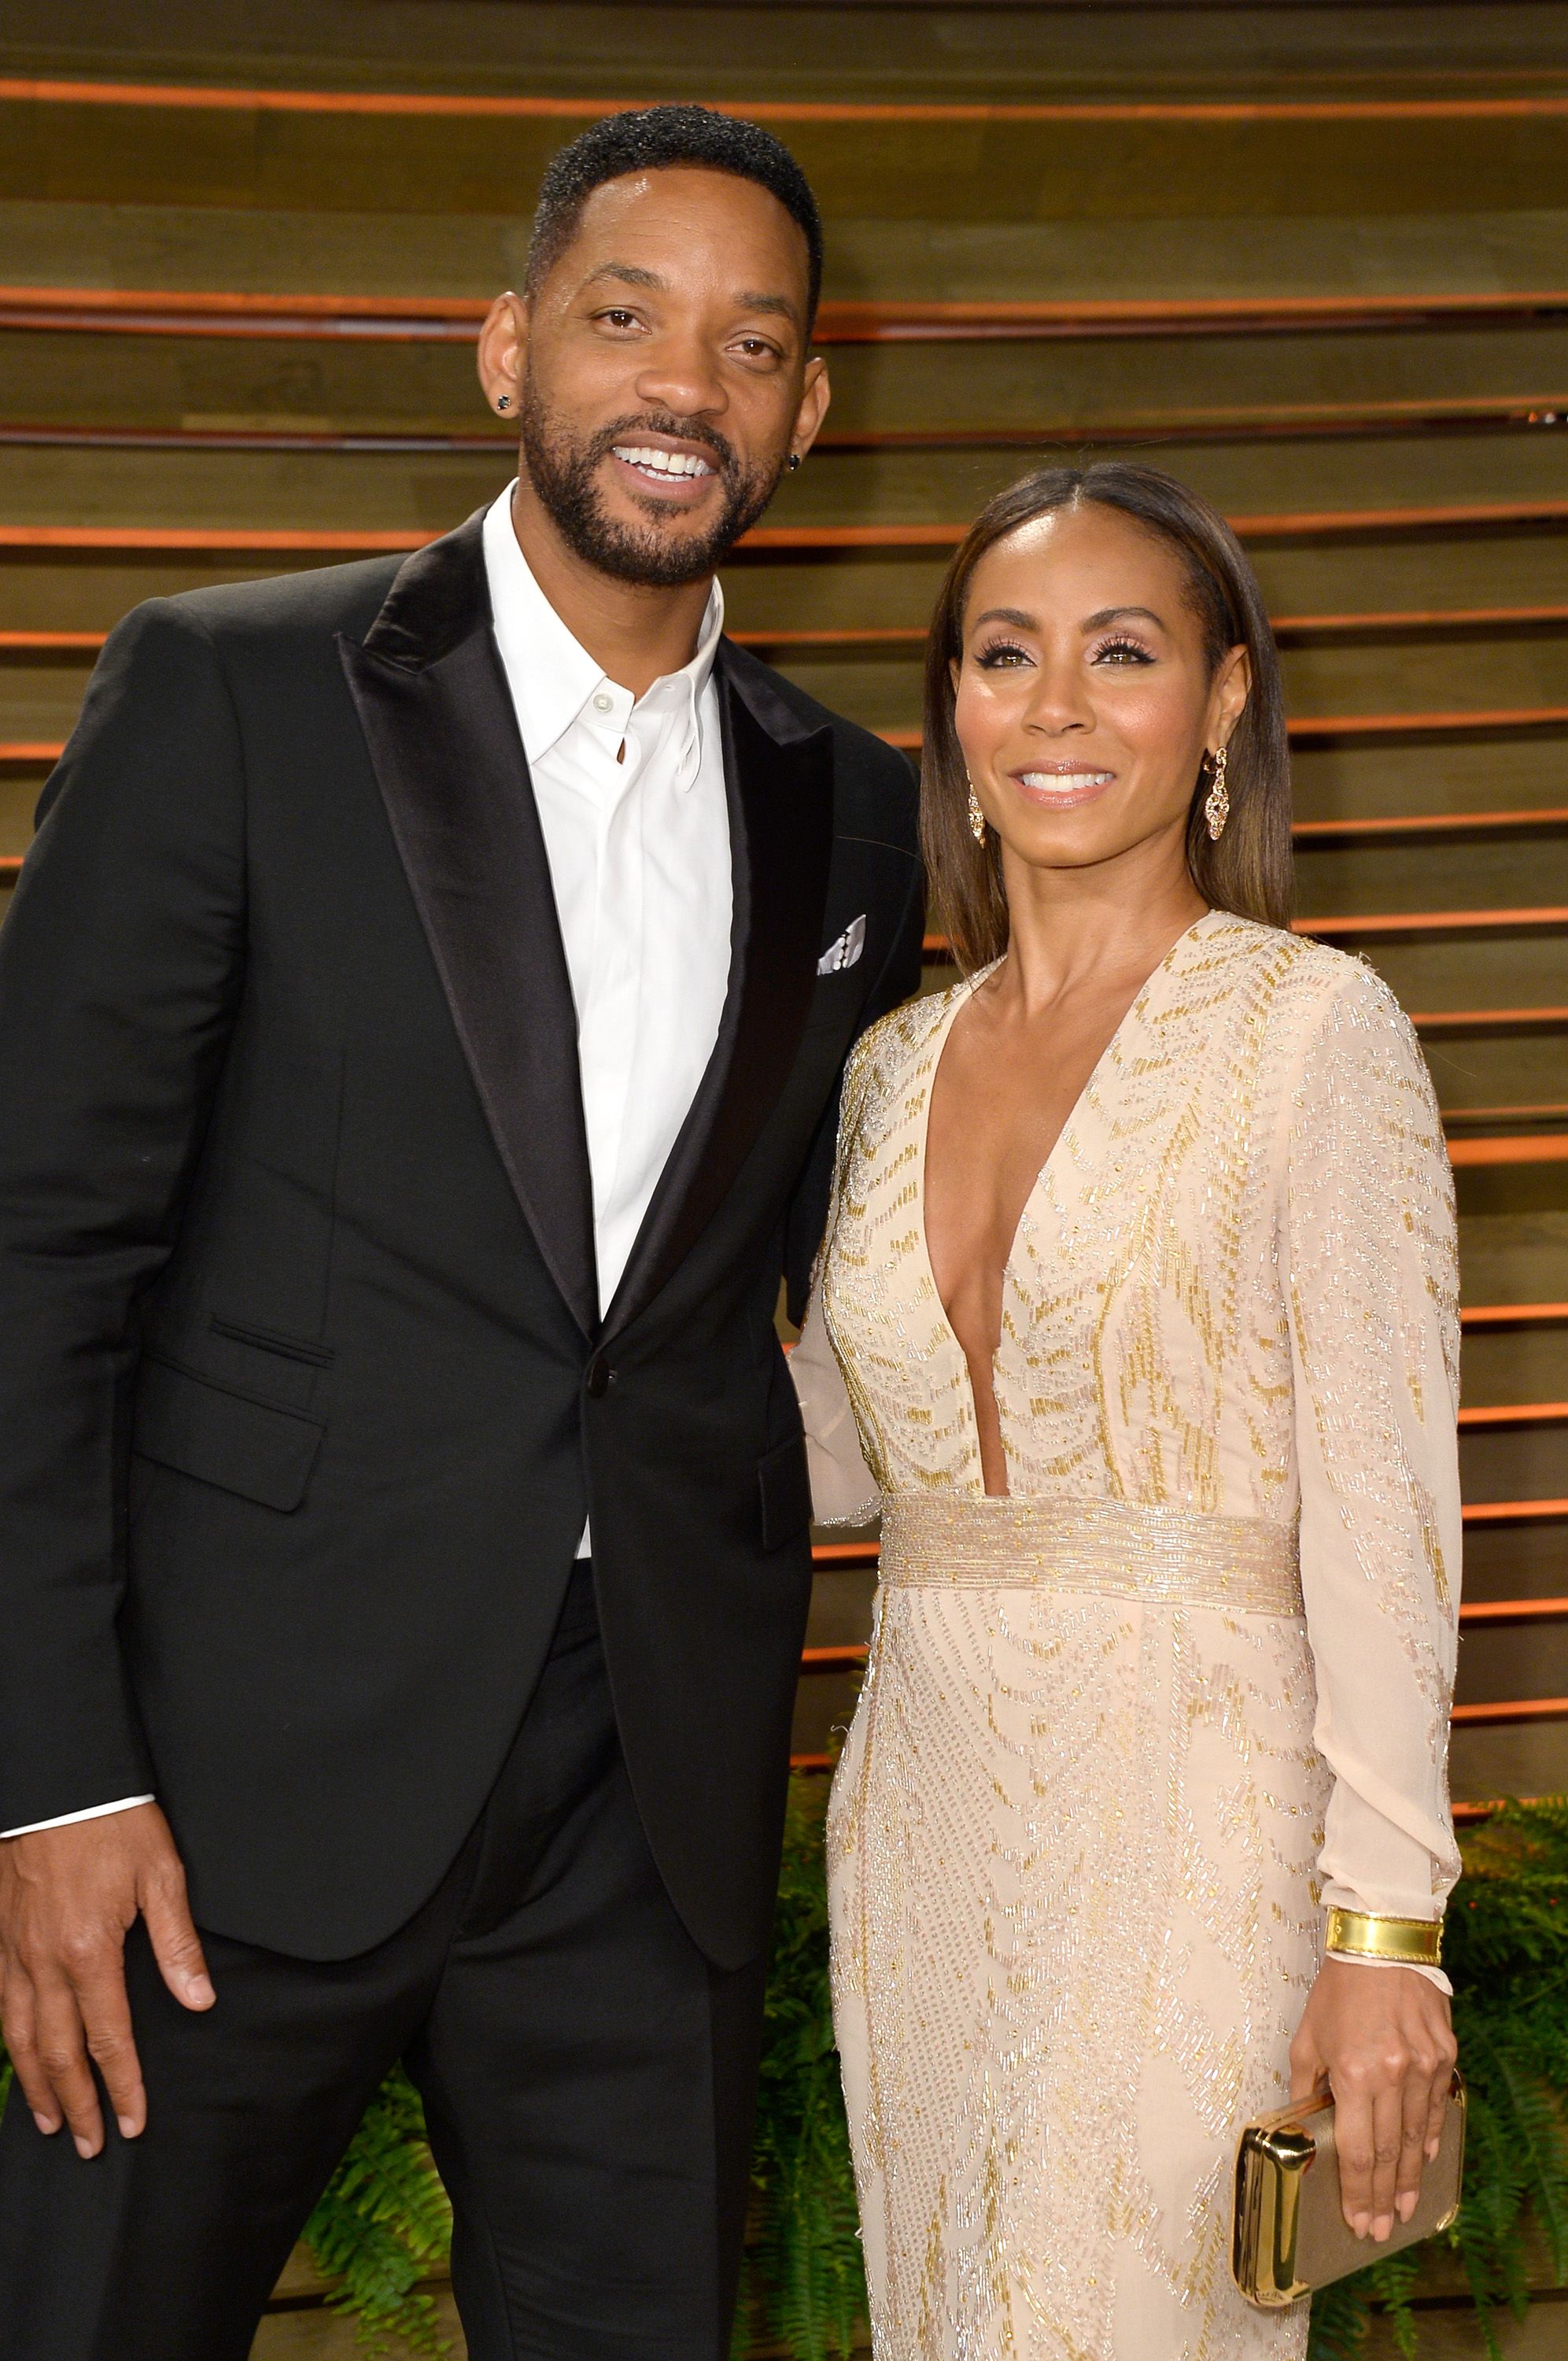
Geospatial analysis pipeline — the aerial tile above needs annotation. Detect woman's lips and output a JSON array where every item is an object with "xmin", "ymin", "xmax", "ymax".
[{"xmin": 1010, "ymin": 767, "xmax": 1117, "ymax": 811}]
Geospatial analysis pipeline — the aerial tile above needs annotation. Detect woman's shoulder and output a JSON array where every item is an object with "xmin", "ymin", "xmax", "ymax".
[
  {"xmin": 842, "ymin": 977, "xmax": 969, "ymax": 1114},
  {"xmin": 1202, "ymin": 911, "xmax": 1416, "ymax": 1055}
]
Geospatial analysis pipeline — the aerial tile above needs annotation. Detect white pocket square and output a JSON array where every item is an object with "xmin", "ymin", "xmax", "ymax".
[{"xmin": 817, "ymin": 914, "xmax": 866, "ymax": 975}]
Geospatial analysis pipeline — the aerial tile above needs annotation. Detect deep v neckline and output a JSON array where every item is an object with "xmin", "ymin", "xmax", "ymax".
[{"xmin": 916, "ymin": 913, "xmax": 1212, "ymax": 1491}]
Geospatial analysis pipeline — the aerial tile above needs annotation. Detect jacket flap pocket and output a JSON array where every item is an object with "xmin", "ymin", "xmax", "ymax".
[
  {"xmin": 132, "ymin": 1359, "xmax": 323, "ymax": 1513},
  {"xmin": 757, "ymin": 1435, "xmax": 812, "ymax": 1554}
]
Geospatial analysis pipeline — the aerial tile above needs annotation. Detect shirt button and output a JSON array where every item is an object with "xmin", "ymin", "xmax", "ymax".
[{"xmin": 592, "ymin": 693, "xmax": 614, "ymax": 714}]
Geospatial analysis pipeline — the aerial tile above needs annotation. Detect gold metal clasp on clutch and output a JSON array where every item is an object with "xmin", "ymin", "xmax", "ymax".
[{"xmin": 1233, "ymin": 2119, "xmax": 1318, "ymax": 2304}]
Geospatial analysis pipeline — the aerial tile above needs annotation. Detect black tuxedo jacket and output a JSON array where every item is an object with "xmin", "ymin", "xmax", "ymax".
[{"xmin": 0, "ymin": 511, "xmax": 922, "ymax": 1967}]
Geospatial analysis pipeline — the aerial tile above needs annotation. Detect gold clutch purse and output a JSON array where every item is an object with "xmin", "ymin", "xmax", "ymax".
[{"xmin": 1232, "ymin": 2071, "xmax": 1466, "ymax": 2306}]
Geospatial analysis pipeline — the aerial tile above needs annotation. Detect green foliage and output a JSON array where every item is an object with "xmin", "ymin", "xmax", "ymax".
[
  {"xmin": 2, "ymin": 1788, "xmax": 1562, "ymax": 2357},
  {"xmin": 300, "ymin": 2067, "xmax": 453, "ymax": 2357},
  {"xmin": 732, "ymin": 1772, "xmax": 868, "ymax": 2361},
  {"xmin": 1305, "ymin": 1796, "xmax": 1568, "ymax": 2359}
]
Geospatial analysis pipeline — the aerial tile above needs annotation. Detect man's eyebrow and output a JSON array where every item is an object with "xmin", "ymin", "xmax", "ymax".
[
  {"xmin": 734, "ymin": 290, "xmax": 800, "ymax": 325},
  {"xmin": 581, "ymin": 263, "xmax": 666, "ymax": 293}
]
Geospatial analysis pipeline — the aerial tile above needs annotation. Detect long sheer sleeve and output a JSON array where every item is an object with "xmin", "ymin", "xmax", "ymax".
[
  {"xmin": 1281, "ymin": 965, "xmax": 1463, "ymax": 1945},
  {"xmin": 791, "ymin": 1273, "xmax": 880, "ymax": 1528}
]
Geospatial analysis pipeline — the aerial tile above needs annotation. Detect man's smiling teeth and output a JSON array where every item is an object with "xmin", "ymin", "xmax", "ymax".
[
  {"xmin": 613, "ymin": 445, "xmax": 714, "ymax": 479},
  {"xmin": 1019, "ymin": 770, "xmax": 1114, "ymax": 792}
]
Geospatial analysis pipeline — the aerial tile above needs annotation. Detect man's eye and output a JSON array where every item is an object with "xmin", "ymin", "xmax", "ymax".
[
  {"xmin": 596, "ymin": 309, "xmax": 642, "ymax": 330},
  {"xmin": 734, "ymin": 338, "xmax": 782, "ymax": 360}
]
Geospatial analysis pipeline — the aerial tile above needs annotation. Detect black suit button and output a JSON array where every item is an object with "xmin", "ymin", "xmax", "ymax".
[{"xmin": 585, "ymin": 1353, "xmax": 613, "ymax": 1399}]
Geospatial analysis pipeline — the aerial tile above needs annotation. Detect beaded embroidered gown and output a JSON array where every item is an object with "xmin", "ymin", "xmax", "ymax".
[{"xmin": 791, "ymin": 911, "xmax": 1462, "ymax": 2361}]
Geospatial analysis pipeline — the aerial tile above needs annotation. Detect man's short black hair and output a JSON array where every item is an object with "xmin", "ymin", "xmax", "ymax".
[{"xmin": 525, "ymin": 103, "xmax": 823, "ymax": 330}]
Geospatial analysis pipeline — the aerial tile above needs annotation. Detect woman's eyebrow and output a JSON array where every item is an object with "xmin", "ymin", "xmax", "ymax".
[
  {"xmin": 970, "ymin": 607, "xmax": 1037, "ymax": 631},
  {"xmin": 1082, "ymin": 604, "xmax": 1167, "ymax": 632}
]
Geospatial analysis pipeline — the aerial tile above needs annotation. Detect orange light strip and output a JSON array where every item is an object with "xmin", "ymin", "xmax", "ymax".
[
  {"xmin": 3, "ymin": 79, "xmax": 1568, "ymax": 125},
  {"xmin": 1452, "ymin": 1698, "xmax": 1568, "ymax": 1726},
  {"xmin": 1458, "ymin": 1401, "xmax": 1568, "ymax": 1428},
  {"xmin": 1462, "ymin": 1304, "xmax": 1568, "ymax": 1327},
  {"xmin": 1463, "ymin": 1498, "xmax": 1568, "ymax": 1524}
]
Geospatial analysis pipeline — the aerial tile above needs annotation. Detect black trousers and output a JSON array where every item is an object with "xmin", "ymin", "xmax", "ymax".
[{"xmin": 0, "ymin": 1566, "xmax": 767, "ymax": 2360}]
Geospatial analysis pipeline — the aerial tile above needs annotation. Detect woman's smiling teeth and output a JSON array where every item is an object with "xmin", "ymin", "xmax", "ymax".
[
  {"xmin": 613, "ymin": 445, "xmax": 714, "ymax": 482},
  {"xmin": 1017, "ymin": 769, "xmax": 1115, "ymax": 794}
]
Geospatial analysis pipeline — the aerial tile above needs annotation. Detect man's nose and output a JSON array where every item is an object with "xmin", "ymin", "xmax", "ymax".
[{"xmin": 633, "ymin": 331, "xmax": 728, "ymax": 421}]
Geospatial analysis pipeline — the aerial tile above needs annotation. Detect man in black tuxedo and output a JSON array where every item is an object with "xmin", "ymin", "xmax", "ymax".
[{"xmin": 0, "ymin": 105, "xmax": 921, "ymax": 2359}]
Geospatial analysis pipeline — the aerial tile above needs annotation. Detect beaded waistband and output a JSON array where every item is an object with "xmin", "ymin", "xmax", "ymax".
[{"xmin": 878, "ymin": 1492, "xmax": 1303, "ymax": 1616}]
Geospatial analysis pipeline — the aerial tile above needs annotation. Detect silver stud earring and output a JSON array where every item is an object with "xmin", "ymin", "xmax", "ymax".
[
  {"xmin": 1204, "ymin": 744, "xmax": 1230, "ymax": 841},
  {"xmin": 788, "ymin": 451, "xmax": 802, "ymax": 471},
  {"xmin": 496, "ymin": 394, "xmax": 511, "ymax": 412},
  {"xmin": 965, "ymin": 777, "xmax": 987, "ymax": 844}
]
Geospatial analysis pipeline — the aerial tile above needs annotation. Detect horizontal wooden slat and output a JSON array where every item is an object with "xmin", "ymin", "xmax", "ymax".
[
  {"xmin": 1293, "ymin": 811, "xmax": 1568, "ymax": 841},
  {"xmin": 888, "ymin": 716, "xmax": 1568, "ymax": 752},
  {"xmin": 11, "ymin": 401, "xmax": 1568, "ymax": 454},
  {"xmin": 1412, "ymin": 1007, "xmax": 1568, "ymax": 1031},
  {"xmin": 1448, "ymin": 1135, "xmax": 1568, "ymax": 1166},
  {"xmin": 1457, "ymin": 1401, "xmax": 1568, "ymax": 1429},
  {"xmin": 13, "ymin": 620, "xmax": 1568, "ymax": 664},
  {"xmin": 1462, "ymin": 1498, "xmax": 1568, "ymax": 1524},
  {"xmin": 1459, "ymin": 1598, "xmax": 1568, "ymax": 1628},
  {"xmin": 5, "ymin": 502, "xmax": 1568, "ymax": 564},
  {"xmin": 6, "ymin": 79, "xmax": 1568, "ymax": 126},
  {"xmin": 1443, "ymin": 1104, "xmax": 1568, "ymax": 1128},
  {"xmin": 8, "ymin": 287, "xmax": 1568, "ymax": 345},
  {"xmin": 1462, "ymin": 1303, "xmax": 1568, "ymax": 1328},
  {"xmin": 1452, "ymin": 1698, "xmax": 1568, "ymax": 1727},
  {"xmin": 1295, "ymin": 908, "xmax": 1568, "ymax": 936}
]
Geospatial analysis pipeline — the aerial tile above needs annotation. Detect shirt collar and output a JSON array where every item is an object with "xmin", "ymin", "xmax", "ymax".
[{"xmin": 481, "ymin": 482, "xmax": 724, "ymax": 769}]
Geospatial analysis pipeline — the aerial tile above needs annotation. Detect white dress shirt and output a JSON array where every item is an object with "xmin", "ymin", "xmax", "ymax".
[{"xmin": 3, "ymin": 483, "xmax": 733, "ymax": 1839}]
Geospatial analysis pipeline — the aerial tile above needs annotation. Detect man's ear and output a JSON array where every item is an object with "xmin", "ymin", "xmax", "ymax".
[
  {"xmin": 477, "ymin": 290, "xmax": 529, "ymax": 416},
  {"xmin": 791, "ymin": 355, "xmax": 832, "ymax": 460}
]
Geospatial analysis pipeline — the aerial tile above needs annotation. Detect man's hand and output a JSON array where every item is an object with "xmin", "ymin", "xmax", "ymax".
[
  {"xmin": 0, "ymin": 1804, "xmax": 213, "ymax": 2157},
  {"xmin": 1290, "ymin": 1955, "xmax": 1458, "ymax": 2242}
]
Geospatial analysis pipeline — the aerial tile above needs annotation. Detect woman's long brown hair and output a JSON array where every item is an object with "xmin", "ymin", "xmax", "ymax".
[{"xmin": 922, "ymin": 463, "xmax": 1293, "ymax": 973}]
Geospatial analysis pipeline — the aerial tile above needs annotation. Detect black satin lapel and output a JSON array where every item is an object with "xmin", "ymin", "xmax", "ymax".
[
  {"xmin": 339, "ymin": 529, "xmax": 597, "ymax": 1336},
  {"xmin": 602, "ymin": 648, "xmax": 834, "ymax": 1340}
]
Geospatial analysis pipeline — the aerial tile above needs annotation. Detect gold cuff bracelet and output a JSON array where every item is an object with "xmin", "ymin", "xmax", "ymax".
[{"xmin": 1325, "ymin": 1907, "xmax": 1444, "ymax": 1968}]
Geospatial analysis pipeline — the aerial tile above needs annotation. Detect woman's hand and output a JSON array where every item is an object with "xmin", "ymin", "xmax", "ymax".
[{"xmin": 1290, "ymin": 1956, "xmax": 1458, "ymax": 2242}]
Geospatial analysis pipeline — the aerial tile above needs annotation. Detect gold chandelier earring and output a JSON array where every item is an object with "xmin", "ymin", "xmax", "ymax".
[
  {"xmin": 966, "ymin": 776, "xmax": 987, "ymax": 844},
  {"xmin": 1204, "ymin": 744, "xmax": 1230, "ymax": 842}
]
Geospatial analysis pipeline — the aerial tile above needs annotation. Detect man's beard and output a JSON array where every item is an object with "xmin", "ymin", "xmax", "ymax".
[{"xmin": 518, "ymin": 381, "xmax": 786, "ymax": 588}]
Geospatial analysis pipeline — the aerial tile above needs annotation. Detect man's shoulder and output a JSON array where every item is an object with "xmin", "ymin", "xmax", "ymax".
[
  {"xmin": 718, "ymin": 641, "xmax": 919, "ymax": 855},
  {"xmin": 153, "ymin": 552, "xmax": 409, "ymax": 658}
]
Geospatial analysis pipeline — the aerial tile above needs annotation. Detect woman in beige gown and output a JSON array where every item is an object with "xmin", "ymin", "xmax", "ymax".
[{"xmin": 791, "ymin": 464, "xmax": 1461, "ymax": 2359}]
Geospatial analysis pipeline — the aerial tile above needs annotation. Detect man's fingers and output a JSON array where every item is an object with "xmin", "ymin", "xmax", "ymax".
[
  {"xmin": 1334, "ymin": 2082, "xmax": 1376, "ymax": 2233},
  {"xmin": 142, "ymin": 1867, "xmax": 213, "ymax": 2012},
  {"xmin": 74, "ymin": 1958, "xmax": 147, "ymax": 2141},
  {"xmin": 0, "ymin": 1971, "xmax": 62, "ymax": 2135},
  {"xmin": 31, "ymin": 1971, "xmax": 105, "ymax": 2158}
]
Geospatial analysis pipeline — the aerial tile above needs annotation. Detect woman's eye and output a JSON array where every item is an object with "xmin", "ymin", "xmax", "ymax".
[
  {"xmin": 975, "ymin": 641, "xmax": 1031, "ymax": 670},
  {"xmin": 1093, "ymin": 637, "xmax": 1153, "ymax": 665}
]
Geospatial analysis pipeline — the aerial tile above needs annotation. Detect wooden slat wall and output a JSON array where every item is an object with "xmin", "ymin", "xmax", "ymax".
[{"xmin": 0, "ymin": 6, "xmax": 1562, "ymax": 2354}]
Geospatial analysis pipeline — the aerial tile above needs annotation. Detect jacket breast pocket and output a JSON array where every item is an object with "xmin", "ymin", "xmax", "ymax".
[
  {"xmin": 131, "ymin": 1358, "xmax": 324, "ymax": 1513},
  {"xmin": 757, "ymin": 1435, "xmax": 813, "ymax": 1554}
]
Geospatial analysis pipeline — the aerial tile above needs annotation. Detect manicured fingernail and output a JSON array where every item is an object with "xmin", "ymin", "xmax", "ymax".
[
  {"xmin": 32, "ymin": 2112, "xmax": 58, "ymax": 2137},
  {"xmin": 1373, "ymin": 2215, "xmax": 1393, "ymax": 2242},
  {"xmin": 1397, "ymin": 2192, "xmax": 1417, "ymax": 2222},
  {"xmin": 1426, "ymin": 2138, "xmax": 1440, "ymax": 2161},
  {"xmin": 116, "ymin": 2115, "xmax": 138, "ymax": 2140},
  {"xmin": 73, "ymin": 2136, "xmax": 96, "ymax": 2160},
  {"xmin": 1352, "ymin": 2214, "xmax": 1370, "ymax": 2237},
  {"xmin": 184, "ymin": 1973, "xmax": 215, "ymax": 2005}
]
